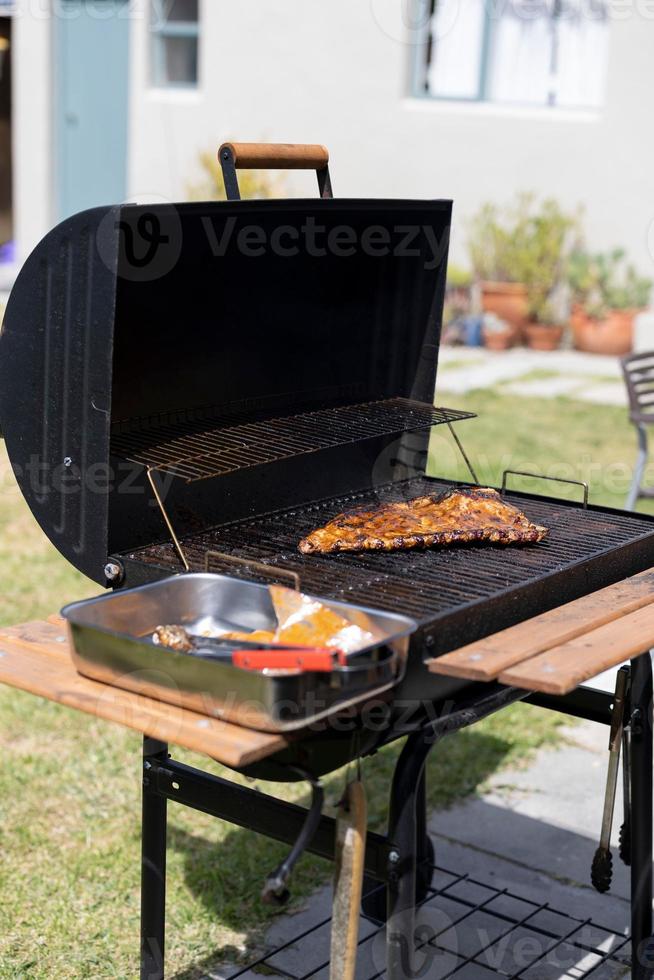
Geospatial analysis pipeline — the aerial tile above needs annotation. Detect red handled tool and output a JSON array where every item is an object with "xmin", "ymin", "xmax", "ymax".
[{"xmin": 232, "ymin": 647, "xmax": 347, "ymax": 672}]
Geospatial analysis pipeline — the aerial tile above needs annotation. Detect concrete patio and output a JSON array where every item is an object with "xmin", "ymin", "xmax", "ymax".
[
  {"xmin": 437, "ymin": 347, "xmax": 628, "ymax": 407},
  {"xmin": 207, "ymin": 715, "xmax": 636, "ymax": 979}
]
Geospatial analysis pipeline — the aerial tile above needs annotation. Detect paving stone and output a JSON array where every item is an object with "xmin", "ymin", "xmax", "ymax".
[
  {"xmin": 430, "ymin": 837, "xmax": 629, "ymax": 931},
  {"xmin": 503, "ymin": 377, "xmax": 585, "ymax": 398},
  {"xmin": 264, "ymin": 883, "xmax": 334, "ymax": 947},
  {"xmin": 429, "ymin": 727, "xmax": 633, "ymax": 903},
  {"xmin": 577, "ymin": 383, "xmax": 628, "ymax": 406},
  {"xmin": 436, "ymin": 345, "xmax": 625, "ymax": 397},
  {"xmin": 203, "ymin": 720, "xmax": 639, "ymax": 978}
]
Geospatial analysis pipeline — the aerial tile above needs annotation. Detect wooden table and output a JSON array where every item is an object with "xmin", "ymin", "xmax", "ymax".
[
  {"xmin": 2, "ymin": 569, "xmax": 653, "ymax": 762},
  {"xmin": 427, "ymin": 568, "xmax": 654, "ymax": 695},
  {"xmin": 0, "ymin": 616, "xmax": 289, "ymax": 768},
  {"xmin": 1, "ymin": 573, "xmax": 654, "ymax": 980}
]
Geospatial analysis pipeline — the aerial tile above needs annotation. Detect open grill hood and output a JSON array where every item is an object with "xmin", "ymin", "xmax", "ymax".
[{"xmin": 0, "ymin": 198, "xmax": 453, "ymax": 584}]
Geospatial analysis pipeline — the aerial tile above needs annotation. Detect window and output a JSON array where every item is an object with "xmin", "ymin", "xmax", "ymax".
[
  {"xmin": 414, "ymin": 0, "xmax": 609, "ymax": 109},
  {"xmin": 151, "ymin": 0, "xmax": 199, "ymax": 87}
]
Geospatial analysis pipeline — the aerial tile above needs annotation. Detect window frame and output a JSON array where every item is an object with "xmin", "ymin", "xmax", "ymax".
[
  {"xmin": 413, "ymin": 0, "xmax": 606, "ymax": 110},
  {"xmin": 150, "ymin": 0, "xmax": 200, "ymax": 90}
]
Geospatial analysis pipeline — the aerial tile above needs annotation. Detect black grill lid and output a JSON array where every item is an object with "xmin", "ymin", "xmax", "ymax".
[{"xmin": 0, "ymin": 198, "xmax": 452, "ymax": 583}]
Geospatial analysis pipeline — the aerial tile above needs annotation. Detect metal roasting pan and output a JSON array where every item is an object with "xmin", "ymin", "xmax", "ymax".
[{"xmin": 62, "ymin": 573, "xmax": 417, "ymax": 732}]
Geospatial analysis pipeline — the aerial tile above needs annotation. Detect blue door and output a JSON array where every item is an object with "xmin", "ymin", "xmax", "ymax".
[{"xmin": 56, "ymin": 0, "xmax": 130, "ymax": 218}]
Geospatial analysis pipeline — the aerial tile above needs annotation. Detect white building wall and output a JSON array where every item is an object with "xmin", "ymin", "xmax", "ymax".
[
  {"xmin": 10, "ymin": 0, "xmax": 654, "ymax": 275},
  {"xmin": 127, "ymin": 0, "xmax": 654, "ymax": 276},
  {"xmin": 12, "ymin": 0, "xmax": 53, "ymax": 262}
]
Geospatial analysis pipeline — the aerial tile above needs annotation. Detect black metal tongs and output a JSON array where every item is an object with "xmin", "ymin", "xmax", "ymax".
[{"xmin": 592, "ymin": 667, "xmax": 630, "ymax": 892}]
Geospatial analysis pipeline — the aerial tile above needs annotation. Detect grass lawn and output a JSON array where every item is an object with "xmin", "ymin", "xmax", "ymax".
[
  {"xmin": 430, "ymin": 388, "xmax": 654, "ymax": 513},
  {"xmin": 0, "ymin": 387, "xmax": 648, "ymax": 978}
]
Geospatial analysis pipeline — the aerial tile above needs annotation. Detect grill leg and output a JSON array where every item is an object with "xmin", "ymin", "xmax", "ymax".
[
  {"xmin": 141, "ymin": 737, "xmax": 168, "ymax": 980},
  {"xmin": 386, "ymin": 729, "xmax": 437, "ymax": 980},
  {"xmin": 415, "ymin": 767, "xmax": 435, "ymax": 902},
  {"xmin": 630, "ymin": 654, "xmax": 654, "ymax": 980},
  {"xmin": 627, "ymin": 425, "xmax": 648, "ymax": 511}
]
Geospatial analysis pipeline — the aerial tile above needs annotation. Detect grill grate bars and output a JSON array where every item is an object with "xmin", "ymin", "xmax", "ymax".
[
  {"xmin": 110, "ymin": 399, "xmax": 475, "ymax": 483},
  {"xmin": 125, "ymin": 475, "xmax": 654, "ymax": 627}
]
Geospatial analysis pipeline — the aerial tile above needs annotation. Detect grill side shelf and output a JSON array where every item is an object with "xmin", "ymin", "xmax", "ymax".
[{"xmin": 427, "ymin": 568, "xmax": 654, "ymax": 695}]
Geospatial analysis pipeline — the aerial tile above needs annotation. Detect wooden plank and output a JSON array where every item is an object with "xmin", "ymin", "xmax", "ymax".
[
  {"xmin": 426, "ymin": 569, "xmax": 654, "ymax": 682},
  {"xmin": 499, "ymin": 605, "xmax": 654, "ymax": 695},
  {"xmin": 0, "ymin": 620, "xmax": 71, "ymax": 660},
  {"xmin": 0, "ymin": 627, "xmax": 288, "ymax": 768}
]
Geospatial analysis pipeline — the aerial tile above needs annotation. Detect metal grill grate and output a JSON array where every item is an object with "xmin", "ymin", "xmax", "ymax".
[
  {"xmin": 221, "ymin": 862, "xmax": 631, "ymax": 978},
  {"xmin": 110, "ymin": 399, "xmax": 475, "ymax": 483},
  {"xmin": 125, "ymin": 475, "xmax": 654, "ymax": 636}
]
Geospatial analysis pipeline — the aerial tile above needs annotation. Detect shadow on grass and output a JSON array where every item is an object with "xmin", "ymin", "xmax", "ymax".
[{"xmin": 168, "ymin": 727, "xmax": 515, "ymax": 980}]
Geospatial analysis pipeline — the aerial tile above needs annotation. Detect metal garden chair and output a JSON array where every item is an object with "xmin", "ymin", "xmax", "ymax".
[{"xmin": 622, "ymin": 350, "xmax": 654, "ymax": 509}]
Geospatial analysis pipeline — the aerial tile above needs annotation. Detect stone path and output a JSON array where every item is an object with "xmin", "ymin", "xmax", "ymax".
[
  {"xmin": 203, "ymin": 715, "xmax": 638, "ymax": 979},
  {"xmin": 437, "ymin": 347, "xmax": 628, "ymax": 407}
]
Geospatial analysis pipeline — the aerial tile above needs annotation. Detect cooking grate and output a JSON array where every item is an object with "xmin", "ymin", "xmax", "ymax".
[
  {"xmin": 125, "ymin": 475, "xmax": 654, "ymax": 634},
  {"xmin": 221, "ymin": 861, "xmax": 631, "ymax": 978},
  {"xmin": 110, "ymin": 399, "xmax": 475, "ymax": 483}
]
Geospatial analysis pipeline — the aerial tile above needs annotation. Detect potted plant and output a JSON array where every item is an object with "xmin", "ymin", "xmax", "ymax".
[
  {"xmin": 468, "ymin": 201, "xmax": 527, "ymax": 337},
  {"xmin": 188, "ymin": 148, "xmax": 286, "ymax": 200},
  {"xmin": 468, "ymin": 195, "xmax": 577, "ymax": 346},
  {"xmin": 481, "ymin": 312, "xmax": 515, "ymax": 350},
  {"xmin": 524, "ymin": 302, "xmax": 565, "ymax": 351},
  {"xmin": 519, "ymin": 199, "xmax": 577, "ymax": 351},
  {"xmin": 568, "ymin": 248, "xmax": 652, "ymax": 355},
  {"xmin": 442, "ymin": 265, "xmax": 476, "ymax": 345}
]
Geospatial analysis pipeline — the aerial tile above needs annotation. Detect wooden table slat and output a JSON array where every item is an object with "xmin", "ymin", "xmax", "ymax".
[
  {"xmin": 4, "ymin": 566, "xmax": 654, "ymax": 744},
  {"xmin": 0, "ymin": 627, "xmax": 288, "ymax": 767},
  {"xmin": 426, "ymin": 569, "xmax": 654, "ymax": 683},
  {"xmin": 499, "ymin": 603, "xmax": 654, "ymax": 695}
]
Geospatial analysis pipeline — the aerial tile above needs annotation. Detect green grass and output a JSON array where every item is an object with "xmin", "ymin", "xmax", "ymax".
[
  {"xmin": 429, "ymin": 388, "xmax": 654, "ymax": 513},
  {"xmin": 2, "ymin": 387, "xmax": 647, "ymax": 977},
  {"xmin": 590, "ymin": 374, "xmax": 622, "ymax": 385},
  {"xmin": 499, "ymin": 368, "xmax": 561, "ymax": 384},
  {"xmin": 438, "ymin": 355, "xmax": 486, "ymax": 372}
]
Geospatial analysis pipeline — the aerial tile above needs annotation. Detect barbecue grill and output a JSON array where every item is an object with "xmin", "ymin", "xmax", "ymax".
[{"xmin": 0, "ymin": 142, "xmax": 653, "ymax": 979}]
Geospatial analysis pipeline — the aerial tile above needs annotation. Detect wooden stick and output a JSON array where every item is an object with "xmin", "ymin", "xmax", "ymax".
[
  {"xmin": 220, "ymin": 142, "xmax": 329, "ymax": 170},
  {"xmin": 330, "ymin": 781, "xmax": 367, "ymax": 980}
]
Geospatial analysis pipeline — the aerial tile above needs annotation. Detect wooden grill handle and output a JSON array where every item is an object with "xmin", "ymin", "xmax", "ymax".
[{"xmin": 219, "ymin": 141, "xmax": 329, "ymax": 170}]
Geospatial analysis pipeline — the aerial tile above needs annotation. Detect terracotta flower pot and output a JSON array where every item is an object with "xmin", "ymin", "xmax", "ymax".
[
  {"xmin": 482, "ymin": 325, "xmax": 515, "ymax": 350},
  {"xmin": 570, "ymin": 305, "xmax": 637, "ymax": 356},
  {"xmin": 524, "ymin": 323, "xmax": 564, "ymax": 351},
  {"xmin": 481, "ymin": 281, "xmax": 529, "ymax": 331}
]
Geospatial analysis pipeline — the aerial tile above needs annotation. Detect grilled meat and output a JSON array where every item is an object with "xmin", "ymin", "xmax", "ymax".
[
  {"xmin": 152, "ymin": 624, "xmax": 194, "ymax": 651},
  {"xmin": 222, "ymin": 585, "xmax": 374, "ymax": 652},
  {"xmin": 299, "ymin": 486, "xmax": 548, "ymax": 555}
]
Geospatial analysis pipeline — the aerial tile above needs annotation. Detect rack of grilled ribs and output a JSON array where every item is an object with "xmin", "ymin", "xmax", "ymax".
[{"xmin": 299, "ymin": 486, "xmax": 548, "ymax": 555}]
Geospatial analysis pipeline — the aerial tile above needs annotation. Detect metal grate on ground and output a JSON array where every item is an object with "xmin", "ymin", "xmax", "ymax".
[
  {"xmin": 110, "ymin": 399, "xmax": 475, "ymax": 483},
  {"xmin": 222, "ymin": 863, "xmax": 631, "ymax": 979}
]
